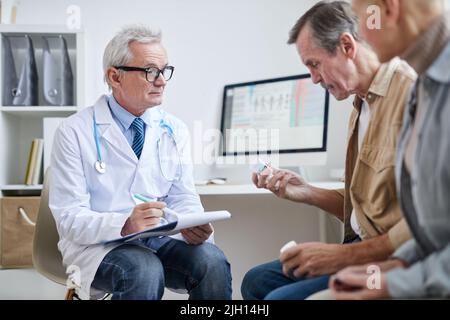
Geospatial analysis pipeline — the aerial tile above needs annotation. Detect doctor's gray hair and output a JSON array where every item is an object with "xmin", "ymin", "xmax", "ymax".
[
  {"xmin": 103, "ymin": 24, "xmax": 162, "ymax": 88},
  {"xmin": 287, "ymin": 1, "xmax": 361, "ymax": 54}
]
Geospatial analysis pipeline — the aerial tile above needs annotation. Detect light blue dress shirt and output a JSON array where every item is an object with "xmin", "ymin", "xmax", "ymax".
[{"xmin": 107, "ymin": 94, "xmax": 152, "ymax": 147}]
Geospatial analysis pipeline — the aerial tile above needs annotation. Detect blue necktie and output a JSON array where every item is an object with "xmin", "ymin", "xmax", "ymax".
[{"xmin": 131, "ymin": 118, "xmax": 145, "ymax": 159}]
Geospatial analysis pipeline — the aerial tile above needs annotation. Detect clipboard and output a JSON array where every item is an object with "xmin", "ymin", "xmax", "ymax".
[{"xmin": 104, "ymin": 209, "xmax": 231, "ymax": 245}]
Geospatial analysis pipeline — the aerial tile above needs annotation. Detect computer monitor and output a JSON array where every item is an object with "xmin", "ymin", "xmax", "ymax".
[{"xmin": 218, "ymin": 74, "xmax": 329, "ymax": 167}]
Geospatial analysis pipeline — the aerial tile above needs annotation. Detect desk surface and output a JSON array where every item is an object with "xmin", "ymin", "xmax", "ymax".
[{"xmin": 195, "ymin": 181, "xmax": 344, "ymax": 195}]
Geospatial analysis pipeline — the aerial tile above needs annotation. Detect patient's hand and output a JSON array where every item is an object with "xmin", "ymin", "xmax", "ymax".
[
  {"xmin": 330, "ymin": 271, "xmax": 390, "ymax": 300},
  {"xmin": 252, "ymin": 167, "xmax": 312, "ymax": 203},
  {"xmin": 279, "ymin": 242, "xmax": 353, "ymax": 278},
  {"xmin": 328, "ymin": 259, "xmax": 406, "ymax": 300}
]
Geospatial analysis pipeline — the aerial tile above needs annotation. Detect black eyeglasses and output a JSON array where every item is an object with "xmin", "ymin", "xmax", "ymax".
[{"xmin": 114, "ymin": 65, "xmax": 175, "ymax": 82}]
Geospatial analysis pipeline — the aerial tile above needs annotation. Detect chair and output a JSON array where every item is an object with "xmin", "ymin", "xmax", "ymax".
[{"xmin": 32, "ymin": 170, "xmax": 76, "ymax": 300}]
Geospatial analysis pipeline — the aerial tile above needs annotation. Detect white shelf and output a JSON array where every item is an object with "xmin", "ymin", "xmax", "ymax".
[
  {"xmin": 196, "ymin": 181, "xmax": 344, "ymax": 195},
  {"xmin": 0, "ymin": 106, "xmax": 79, "ymax": 117},
  {"xmin": 0, "ymin": 25, "xmax": 84, "ymax": 195},
  {"xmin": 0, "ymin": 24, "xmax": 82, "ymax": 34},
  {"xmin": 1, "ymin": 184, "xmax": 43, "ymax": 196},
  {"xmin": 0, "ymin": 184, "xmax": 42, "ymax": 197},
  {"xmin": 1, "ymin": 184, "xmax": 43, "ymax": 191}
]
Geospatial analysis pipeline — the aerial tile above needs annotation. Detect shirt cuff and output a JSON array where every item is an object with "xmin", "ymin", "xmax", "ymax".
[
  {"xmin": 386, "ymin": 265, "xmax": 426, "ymax": 298},
  {"xmin": 391, "ymin": 239, "xmax": 423, "ymax": 265},
  {"xmin": 387, "ymin": 218, "xmax": 412, "ymax": 249}
]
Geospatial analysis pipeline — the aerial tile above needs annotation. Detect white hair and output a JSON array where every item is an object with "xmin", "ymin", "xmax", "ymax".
[{"xmin": 103, "ymin": 24, "xmax": 162, "ymax": 88}]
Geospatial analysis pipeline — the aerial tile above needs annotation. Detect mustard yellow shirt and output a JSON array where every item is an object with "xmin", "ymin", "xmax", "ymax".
[{"xmin": 337, "ymin": 57, "xmax": 417, "ymax": 249}]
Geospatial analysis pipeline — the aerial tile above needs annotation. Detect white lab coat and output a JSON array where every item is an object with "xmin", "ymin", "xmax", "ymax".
[{"xmin": 49, "ymin": 95, "xmax": 206, "ymax": 299}]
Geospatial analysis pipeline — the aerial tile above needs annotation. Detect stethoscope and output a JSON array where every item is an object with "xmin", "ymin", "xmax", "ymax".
[
  {"xmin": 93, "ymin": 109, "xmax": 182, "ymax": 182},
  {"xmin": 93, "ymin": 111, "xmax": 107, "ymax": 174}
]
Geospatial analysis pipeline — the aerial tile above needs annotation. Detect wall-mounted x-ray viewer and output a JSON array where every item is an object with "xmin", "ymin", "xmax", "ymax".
[{"xmin": 218, "ymin": 74, "xmax": 329, "ymax": 168}]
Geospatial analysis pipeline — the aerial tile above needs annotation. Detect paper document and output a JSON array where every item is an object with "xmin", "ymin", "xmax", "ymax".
[{"xmin": 104, "ymin": 209, "xmax": 231, "ymax": 245}]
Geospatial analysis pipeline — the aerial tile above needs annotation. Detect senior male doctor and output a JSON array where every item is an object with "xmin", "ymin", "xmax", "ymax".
[{"xmin": 49, "ymin": 25, "xmax": 232, "ymax": 300}]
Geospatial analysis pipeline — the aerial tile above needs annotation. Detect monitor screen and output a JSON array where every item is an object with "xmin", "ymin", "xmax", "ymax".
[{"xmin": 220, "ymin": 74, "xmax": 329, "ymax": 157}]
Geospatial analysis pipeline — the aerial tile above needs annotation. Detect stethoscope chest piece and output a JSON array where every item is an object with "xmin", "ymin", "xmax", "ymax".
[{"xmin": 95, "ymin": 160, "xmax": 106, "ymax": 174}]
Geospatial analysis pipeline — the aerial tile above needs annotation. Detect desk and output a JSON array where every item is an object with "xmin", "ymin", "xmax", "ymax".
[
  {"xmin": 196, "ymin": 182, "xmax": 344, "ymax": 195},
  {"xmin": 195, "ymin": 182, "xmax": 344, "ymax": 299}
]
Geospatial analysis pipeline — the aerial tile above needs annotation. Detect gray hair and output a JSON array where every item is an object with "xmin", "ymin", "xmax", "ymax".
[
  {"xmin": 287, "ymin": 1, "xmax": 361, "ymax": 54},
  {"xmin": 103, "ymin": 24, "xmax": 162, "ymax": 88}
]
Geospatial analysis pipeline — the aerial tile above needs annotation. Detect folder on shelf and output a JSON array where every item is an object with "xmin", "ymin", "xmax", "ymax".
[
  {"xmin": 1, "ymin": 35, "xmax": 18, "ymax": 106},
  {"xmin": 42, "ymin": 35, "xmax": 74, "ymax": 106},
  {"xmin": 24, "ymin": 138, "xmax": 44, "ymax": 185},
  {"xmin": 12, "ymin": 35, "xmax": 39, "ymax": 106},
  {"xmin": 24, "ymin": 139, "xmax": 37, "ymax": 185},
  {"xmin": 32, "ymin": 139, "xmax": 44, "ymax": 185},
  {"xmin": 104, "ymin": 209, "xmax": 231, "ymax": 245}
]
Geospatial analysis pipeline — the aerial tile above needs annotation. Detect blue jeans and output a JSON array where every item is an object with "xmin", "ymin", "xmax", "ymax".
[
  {"xmin": 92, "ymin": 239, "xmax": 232, "ymax": 300},
  {"xmin": 241, "ymin": 260, "xmax": 330, "ymax": 300}
]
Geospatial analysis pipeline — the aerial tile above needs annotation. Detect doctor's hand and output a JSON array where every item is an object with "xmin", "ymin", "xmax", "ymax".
[
  {"xmin": 121, "ymin": 202, "xmax": 166, "ymax": 236},
  {"xmin": 181, "ymin": 223, "xmax": 213, "ymax": 245},
  {"xmin": 252, "ymin": 167, "xmax": 312, "ymax": 203}
]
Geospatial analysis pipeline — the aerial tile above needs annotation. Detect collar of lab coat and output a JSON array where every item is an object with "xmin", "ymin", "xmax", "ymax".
[{"xmin": 93, "ymin": 95, "xmax": 164, "ymax": 164}]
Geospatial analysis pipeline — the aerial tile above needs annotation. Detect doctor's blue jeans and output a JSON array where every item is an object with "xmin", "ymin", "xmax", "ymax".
[{"xmin": 92, "ymin": 239, "xmax": 232, "ymax": 300}]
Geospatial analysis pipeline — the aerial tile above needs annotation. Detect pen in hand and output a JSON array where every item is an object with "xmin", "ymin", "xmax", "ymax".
[
  {"xmin": 133, "ymin": 194, "xmax": 170, "ymax": 224},
  {"xmin": 121, "ymin": 197, "xmax": 165, "ymax": 236},
  {"xmin": 133, "ymin": 193, "xmax": 167, "ymax": 203}
]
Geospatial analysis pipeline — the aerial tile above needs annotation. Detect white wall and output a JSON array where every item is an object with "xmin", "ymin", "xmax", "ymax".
[
  {"xmin": 15, "ymin": 0, "xmax": 352, "ymax": 182},
  {"xmin": 5, "ymin": 0, "xmax": 351, "ymax": 300}
]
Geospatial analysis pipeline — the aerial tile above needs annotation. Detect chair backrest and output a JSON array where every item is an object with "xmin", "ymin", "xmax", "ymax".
[{"xmin": 32, "ymin": 169, "xmax": 67, "ymax": 285}]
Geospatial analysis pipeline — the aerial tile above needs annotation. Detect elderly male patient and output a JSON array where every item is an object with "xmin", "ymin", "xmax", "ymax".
[
  {"xmin": 241, "ymin": 1, "xmax": 416, "ymax": 300},
  {"xmin": 325, "ymin": 0, "xmax": 450, "ymax": 300}
]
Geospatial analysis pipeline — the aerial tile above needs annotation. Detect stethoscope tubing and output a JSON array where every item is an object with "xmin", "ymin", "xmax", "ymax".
[
  {"xmin": 93, "ymin": 111, "xmax": 103, "ymax": 163},
  {"xmin": 92, "ymin": 109, "xmax": 182, "ymax": 181}
]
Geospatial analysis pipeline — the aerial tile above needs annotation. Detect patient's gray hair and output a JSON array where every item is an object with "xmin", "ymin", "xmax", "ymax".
[
  {"xmin": 288, "ymin": 1, "xmax": 361, "ymax": 54},
  {"xmin": 103, "ymin": 24, "xmax": 162, "ymax": 88}
]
